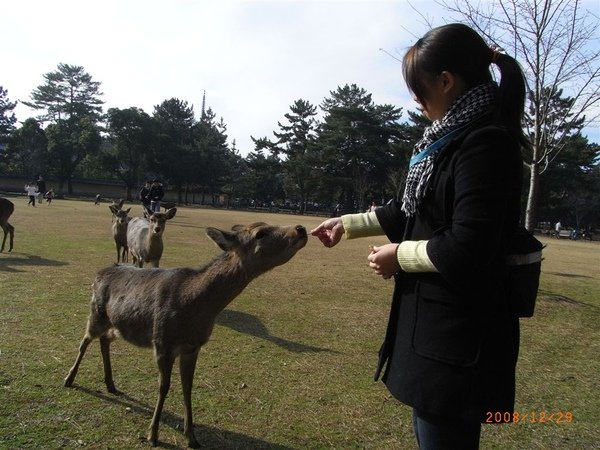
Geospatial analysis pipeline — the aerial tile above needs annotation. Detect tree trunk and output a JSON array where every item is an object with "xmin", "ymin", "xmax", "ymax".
[
  {"xmin": 301, "ymin": 193, "xmax": 307, "ymax": 215},
  {"xmin": 524, "ymin": 162, "xmax": 540, "ymax": 232}
]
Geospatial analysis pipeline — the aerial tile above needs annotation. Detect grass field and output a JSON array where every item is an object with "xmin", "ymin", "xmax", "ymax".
[{"xmin": 0, "ymin": 195, "xmax": 598, "ymax": 449}]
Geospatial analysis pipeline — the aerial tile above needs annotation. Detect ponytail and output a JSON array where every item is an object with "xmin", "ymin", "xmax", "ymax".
[{"xmin": 491, "ymin": 50, "xmax": 531, "ymax": 150}]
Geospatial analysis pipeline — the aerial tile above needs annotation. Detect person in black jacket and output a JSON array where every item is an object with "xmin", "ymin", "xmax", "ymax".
[
  {"xmin": 36, "ymin": 176, "xmax": 46, "ymax": 202},
  {"xmin": 139, "ymin": 181, "xmax": 152, "ymax": 215},
  {"xmin": 311, "ymin": 23, "xmax": 529, "ymax": 450},
  {"xmin": 149, "ymin": 179, "xmax": 164, "ymax": 212}
]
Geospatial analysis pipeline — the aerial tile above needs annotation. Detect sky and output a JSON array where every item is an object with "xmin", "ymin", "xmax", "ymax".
[{"xmin": 2, "ymin": 0, "xmax": 599, "ymax": 155}]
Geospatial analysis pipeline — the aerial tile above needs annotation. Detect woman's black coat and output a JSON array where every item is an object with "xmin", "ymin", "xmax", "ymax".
[{"xmin": 374, "ymin": 118, "xmax": 523, "ymax": 422}]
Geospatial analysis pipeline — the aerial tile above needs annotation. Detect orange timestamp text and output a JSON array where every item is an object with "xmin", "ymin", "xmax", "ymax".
[{"xmin": 485, "ymin": 411, "xmax": 573, "ymax": 424}]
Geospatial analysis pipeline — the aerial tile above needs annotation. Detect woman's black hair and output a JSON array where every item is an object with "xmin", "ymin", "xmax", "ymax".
[{"xmin": 403, "ymin": 23, "xmax": 530, "ymax": 149}]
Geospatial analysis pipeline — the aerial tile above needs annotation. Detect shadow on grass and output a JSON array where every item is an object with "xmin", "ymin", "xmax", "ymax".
[
  {"xmin": 217, "ymin": 309, "xmax": 338, "ymax": 354},
  {"xmin": 0, "ymin": 252, "xmax": 69, "ymax": 273},
  {"xmin": 172, "ymin": 222, "xmax": 207, "ymax": 230},
  {"xmin": 69, "ymin": 385, "xmax": 293, "ymax": 449},
  {"xmin": 537, "ymin": 289, "xmax": 596, "ymax": 307},
  {"xmin": 545, "ymin": 271, "xmax": 593, "ymax": 279}
]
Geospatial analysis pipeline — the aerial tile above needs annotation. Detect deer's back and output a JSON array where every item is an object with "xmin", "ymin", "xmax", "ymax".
[
  {"xmin": 0, "ymin": 198, "xmax": 14, "ymax": 222},
  {"xmin": 127, "ymin": 218, "xmax": 149, "ymax": 246},
  {"xmin": 127, "ymin": 218, "xmax": 150, "ymax": 259},
  {"xmin": 92, "ymin": 265, "xmax": 214, "ymax": 348}
]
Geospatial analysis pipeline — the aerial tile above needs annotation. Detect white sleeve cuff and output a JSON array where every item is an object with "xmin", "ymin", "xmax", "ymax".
[
  {"xmin": 397, "ymin": 240, "xmax": 438, "ymax": 272},
  {"xmin": 341, "ymin": 212, "xmax": 383, "ymax": 239}
]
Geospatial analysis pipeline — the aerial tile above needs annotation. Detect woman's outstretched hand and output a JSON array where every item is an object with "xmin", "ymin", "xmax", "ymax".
[{"xmin": 310, "ymin": 217, "xmax": 345, "ymax": 247}]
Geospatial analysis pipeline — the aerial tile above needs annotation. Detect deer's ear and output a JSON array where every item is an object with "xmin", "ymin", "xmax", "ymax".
[
  {"xmin": 109, "ymin": 205, "xmax": 117, "ymax": 214},
  {"xmin": 125, "ymin": 207, "xmax": 131, "ymax": 214},
  {"xmin": 248, "ymin": 222, "xmax": 268, "ymax": 229},
  {"xmin": 165, "ymin": 208, "xmax": 177, "ymax": 219},
  {"xmin": 206, "ymin": 227, "xmax": 237, "ymax": 251}
]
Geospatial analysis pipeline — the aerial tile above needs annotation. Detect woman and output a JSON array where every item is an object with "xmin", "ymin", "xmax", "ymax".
[{"xmin": 311, "ymin": 23, "xmax": 528, "ymax": 449}]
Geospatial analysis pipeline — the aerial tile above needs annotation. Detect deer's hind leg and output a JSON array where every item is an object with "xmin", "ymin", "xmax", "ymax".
[
  {"xmin": 1, "ymin": 223, "xmax": 13, "ymax": 252},
  {"xmin": 64, "ymin": 333, "xmax": 93, "ymax": 387},
  {"xmin": 64, "ymin": 313, "xmax": 111, "ymax": 388},
  {"xmin": 100, "ymin": 334, "xmax": 118, "ymax": 393}
]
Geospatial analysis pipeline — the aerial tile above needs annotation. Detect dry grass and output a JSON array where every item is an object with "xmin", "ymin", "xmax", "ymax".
[{"xmin": 0, "ymin": 195, "xmax": 598, "ymax": 449}]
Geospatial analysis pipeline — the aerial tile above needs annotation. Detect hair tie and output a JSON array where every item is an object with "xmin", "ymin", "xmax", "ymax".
[{"xmin": 490, "ymin": 45, "xmax": 502, "ymax": 65}]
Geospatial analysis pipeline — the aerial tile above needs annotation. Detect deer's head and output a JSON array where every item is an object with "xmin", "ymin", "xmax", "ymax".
[
  {"xmin": 114, "ymin": 208, "xmax": 131, "ymax": 225},
  {"xmin": 206, "ymin": 222, "xmax": 307, "ymax": 272},
  {"xmin": 148, "ymin": 208, "xmax": 177, "ymax": 236}
]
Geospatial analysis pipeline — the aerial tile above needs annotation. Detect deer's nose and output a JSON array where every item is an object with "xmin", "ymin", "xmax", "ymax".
[{"xmin": 295, "ymin": 225, "xmax": 307, "ymax": 237}]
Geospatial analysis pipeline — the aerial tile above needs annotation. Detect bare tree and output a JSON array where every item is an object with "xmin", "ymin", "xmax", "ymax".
[{"xmin": 439, "ymin": 0, "xmax": 600, "ymax": 230}]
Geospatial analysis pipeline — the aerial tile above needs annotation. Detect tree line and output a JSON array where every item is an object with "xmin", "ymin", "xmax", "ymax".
[{"xmin": 0, "ymin": 62, "xmax": 598, "ymax": 229}]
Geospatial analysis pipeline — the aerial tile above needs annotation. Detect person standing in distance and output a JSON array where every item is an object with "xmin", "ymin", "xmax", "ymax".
[
  {"xmin": 149, "ymin": 179, "xmax": 164, "ymax": 213},
  {"xmin": 25, "ymin": 182, "xmax": 38, "ymax": 206},
  {"xmin": 139, "ymin": 180, "xmax": 152, "ymax": 215},
  {"xmin": 311, "ymin": 23, "xmax": 530, "ymax": 450}
]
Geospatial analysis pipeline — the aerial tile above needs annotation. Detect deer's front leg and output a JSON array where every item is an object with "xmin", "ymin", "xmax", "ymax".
[
  {"xmin": 148, "ymin": 347, "xmax": 175, "ymax": 447},
  {"xmin": 180, "ymin": 349, "xmax": 200, "ymax": 448}
]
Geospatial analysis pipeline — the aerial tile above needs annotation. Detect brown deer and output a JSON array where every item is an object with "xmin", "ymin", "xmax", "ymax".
[
  {"xmin": 127, "ymin": 208, "xmax": 177, "ymax": 268},
  {"xmin": 64, "ymin": 222, "xmax": 308, "ymax": 448},
  {"xmin": 108, "ymin": 198, "xmax": 125, "ymax": 223},
  {"xmin": 0, "ymin": 198, "xmax": 15, "ymax": 253},
  {"xmin": 111, "ymin": 207, "xmax": 131, "ymax": 263}
]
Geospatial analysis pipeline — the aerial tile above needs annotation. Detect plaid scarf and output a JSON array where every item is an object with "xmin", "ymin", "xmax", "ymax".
[{"xmin": 401, "ymin": 82, "xmax": 497, "ymax": 216}]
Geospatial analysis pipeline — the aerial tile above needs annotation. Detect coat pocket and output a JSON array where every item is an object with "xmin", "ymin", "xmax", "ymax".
[{"xmin": 411, "ymin": 282, "xmax": 483, "ymax": 367}]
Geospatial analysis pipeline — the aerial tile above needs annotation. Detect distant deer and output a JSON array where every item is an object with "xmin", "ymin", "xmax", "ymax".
[
  {"xmin": 108, "ymin": 198, "xmax": 125, "ymax": 223},
  {"xmin": 64, "ymin": 222, "xmax": 308, "ymax": 448},
  {"xmin": 111, "ymin": 207, "xmax": 131, "ymax": 263},
  {"xmin": 0, "ymin": 198, "xmax": 15, "ymax": 253},
  {"xmin": 127, "ymin": 208, "xmax": 177, "ymax": 268}
]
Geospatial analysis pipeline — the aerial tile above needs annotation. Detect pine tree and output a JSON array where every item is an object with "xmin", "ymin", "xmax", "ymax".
[
  {"xmin": 0, "ymin": 86, "xmax": 17, "ymax": 144},
  {"xmin": 22, "ymin": 64, "xmax": 104, "ymax": 192}
]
